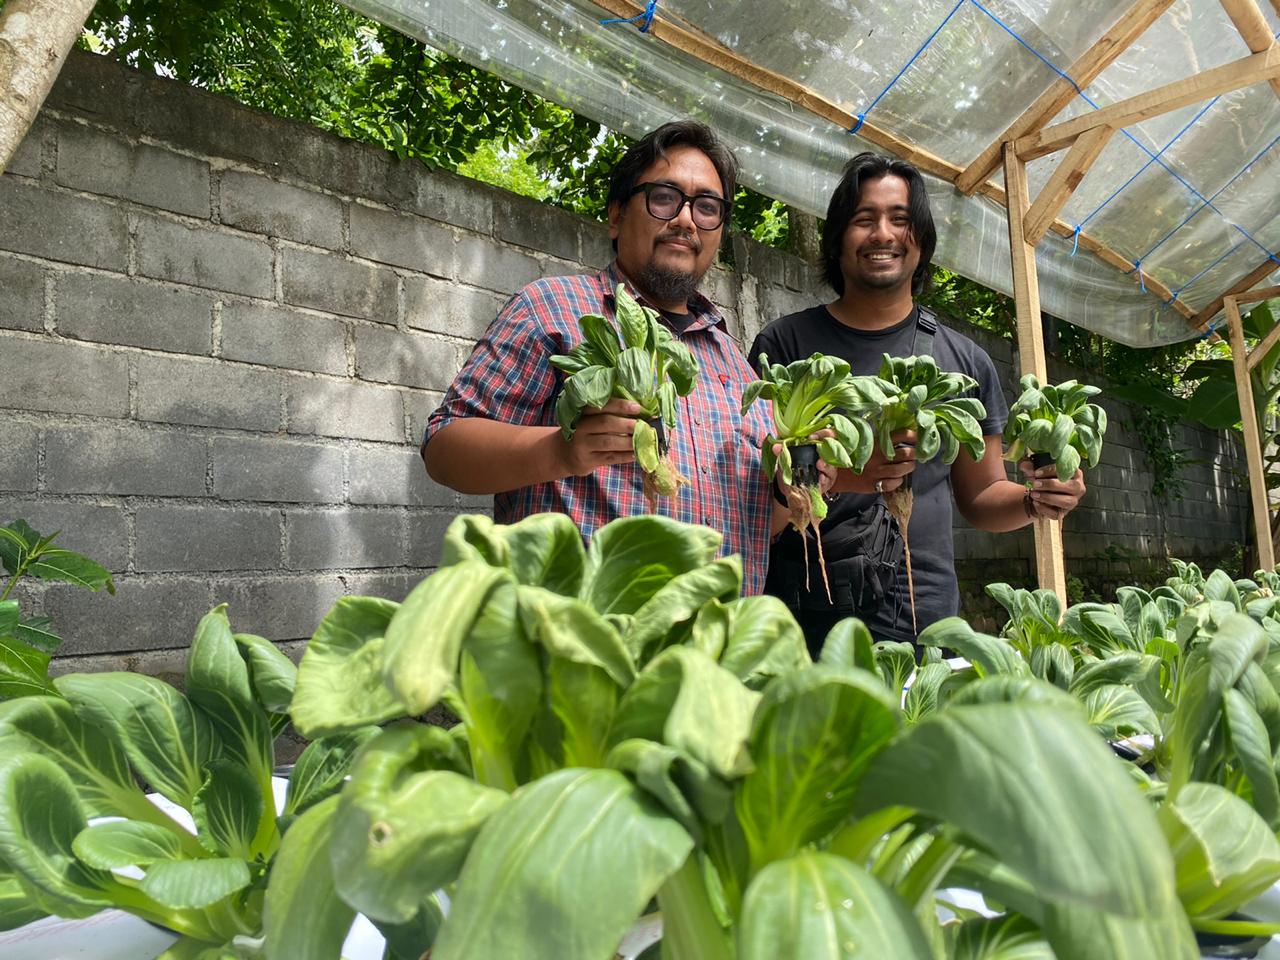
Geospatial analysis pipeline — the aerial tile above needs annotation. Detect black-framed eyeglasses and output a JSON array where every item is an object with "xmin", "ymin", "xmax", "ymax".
[{"xmin": 629, "ymin": 182, "xmax": 731, "ymax": 230}]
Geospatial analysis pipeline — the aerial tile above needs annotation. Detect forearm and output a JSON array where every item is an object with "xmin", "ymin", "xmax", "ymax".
[
  {"xmin": 423, "ymin": 418, "xmax": 568, "ymax": 494},
  {"xmin": 958, "ymin": 478, "xmax": 1032, "ymax": 533}
]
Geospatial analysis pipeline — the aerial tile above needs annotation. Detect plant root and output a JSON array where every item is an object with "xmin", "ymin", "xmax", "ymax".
[
  {"xmin": 787, "ymin": 482, "xmax": 832, "ymax": 604},
  {"xmin": 642, "ymin": 455, "xmax": 688, "ymax": 511},
  {"xmin": 884, "ymin": 484, "xmax": 917, "ymax": 635}
]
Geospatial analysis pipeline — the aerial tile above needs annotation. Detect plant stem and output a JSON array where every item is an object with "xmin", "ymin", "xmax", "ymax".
[
  {"xmin": 896, "ymin": 834, "xmax": 962, "ymax": 912},
  {"xmin": 1191, "ymin": 918, "xmax": 1280, "ymax": 937},
  {"xmin": 657, "ymin": 854, "xmax": 733, "ymax": 960}
]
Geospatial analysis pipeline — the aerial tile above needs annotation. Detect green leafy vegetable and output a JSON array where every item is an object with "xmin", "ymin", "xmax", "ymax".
[{"xmin": 1004, "ymin": 374, "xmax": 1107, "ymax": 480}]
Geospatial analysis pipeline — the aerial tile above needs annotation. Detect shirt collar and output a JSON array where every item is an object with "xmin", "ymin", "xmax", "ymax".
[{"xmin": 599, "ymin": 262, "xmax": 725, "ymax": 334}]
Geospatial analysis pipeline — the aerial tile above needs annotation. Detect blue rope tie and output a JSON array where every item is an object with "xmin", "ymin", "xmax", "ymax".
[
  {"xmin": 1070, "ymin": 225, "xmax": 1081, "ymax": 256},
  {"xmin": 849, "ymin": 0, "xmax": 965, "ymax": 135},
  {"xmin": 600, "ymin": 1, "xmax": 658, "ymax": 32},
  {"xmin": 1198, "ymin": 319, "xmax": 1220, "ymax": 341},
  {"xmin": 1135, "ymin": 262, "xmax": 1147, "ymax": 294}
]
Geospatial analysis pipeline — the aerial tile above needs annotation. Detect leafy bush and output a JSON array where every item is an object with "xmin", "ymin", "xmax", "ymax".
[{"xmin": 0, "ymin": 519, "xmax": 114, "ymax": 700}]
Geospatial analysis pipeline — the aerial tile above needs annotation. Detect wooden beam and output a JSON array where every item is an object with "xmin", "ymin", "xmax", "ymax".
[
  {"xmin": 956, "ymin": 0, "xmax": 1174, "ymax": 196},
  {"xmin": 1226, "ymin": 294, "xmax": 1275, "ymax": 570},
  {"xmin": 1192, "ymin": 254, "xmax": 1280, "ymax": 330},
  {"xmin": 1017, "ymin": 46, "xmax": 1280, "ymax": 161},
  {"xmin": 0, "ymin": 0, "xmax": 99, "ymax": 174},
  {"xmin": 590, "ymin": 0, "xmax": 1203, "ymax": 333},
  {"xmin": 1022, "ymin": 125, "xmax": 1115, "ymax": 246},
  {"xmin": 1235, "ymin": 283, "xmax": 1280, "ymax": 307},
  {"xmin": 1247, "ymin": 314, "xmax": 1280, "ymax": 372},
  {"xmin": 1218, "ymin": 0, "xmax": 1280, "ymax": 98},
  {"xmin": 1004, "ymin": 143, "xmax": 1068, "ymax": 605}
]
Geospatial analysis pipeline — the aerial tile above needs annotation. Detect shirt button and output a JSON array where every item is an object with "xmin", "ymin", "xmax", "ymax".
[
  {"xmin": 693, "ymin": 417, "xmax": 702, "ymax": 426},
  {"xmin": 701, "ymin": 465, "xmax": 709, "ymax": 474}
]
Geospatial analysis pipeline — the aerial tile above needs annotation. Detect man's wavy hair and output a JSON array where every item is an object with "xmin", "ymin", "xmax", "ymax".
[
  {"xmin": 606, "ymin": 121, "xmax": 739, "ymax": 250},
  {"xmin": 821, "ymin": 152, "xmax": 936, "ymax": 296}
]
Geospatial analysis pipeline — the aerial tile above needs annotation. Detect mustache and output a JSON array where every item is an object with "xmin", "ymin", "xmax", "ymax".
[{"xmin": 656, "ymin": 229, "xmax": 701, "ymax": 252}]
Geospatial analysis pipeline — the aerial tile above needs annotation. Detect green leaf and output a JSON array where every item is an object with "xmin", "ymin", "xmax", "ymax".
[
  {"xmin": 659, "ymin": 339, "xmax": 699, "ymax": 396},
  {"xmin": 265, "ymin": 796, "xmax": 355, "ymax": 960},
  {"xmin": 384, "ymin": 562, "xmax": 515, "ymax": 715},
  {"xmin": 432, "ymin": 768, "xmax": 693, "ymax": 960},
  {"xmin": 616, "ymin": 346, "xmax": 655, "ymax": 401},
  {"xmin": 614, "ymin": 284, "xmax": 651, "ymax": 350},
  {"xmin": 917, "ymin": 618, "xmax": 1026, "ymax": 677},
  {"xmin": 949, "ymin": 914, "xmax": 1053, "ymax": 960},
  {"xmin": 0, "ymin": 753, "xmax": 114, "ymax": 918},
  {"xmin": 737, "ymin": 851, "xmax": 932, "ymax": 959},
  {"xmin": 518, "ymin": 585, "xmax": 635, "ymax": 687},
  {"xmin": 580, "ymin": 515, "xmax": 722, "ymax": 616},
  {"xmin": 192, "ymin": 760, "xmax": 264, "ymax": 859},
  {"xmin": 291, "ymin": 595, "xmax": 406, "ymax": 738},
  {"xmin": 627, "ymin": 558, "xmax": 743, "ymax": 661},
  {"xmin": 579, "ymin": 312, "xmax": 621, "ymax": 365},
  {"xmin": 374, "ymin": 895, "xmax": 447, "ymax": 960},
  {"xmin": 1081, "ymin": 684, "xmax": 1160, "ymax": 739},
  {"xmin": 1222, "ymin": 687, "xmax": 1280, "ymax": 828},
  {"xmin": 26, "ymin": 547, "xmax": 115, "ymax": 594},
  {"xmin": 736, "ymin": 666, "xmax": 900, "ymax": 871},
  {"xmin": 903, "ymin": 661, "xmax": 952, "ymax": 724},
  {"xmin": 232, "ymin": 633, "xmax": 297, "ymax": 715},
  {"xmin": 1187, "ymin": 377, "xmax": 1243, "ymax": 430},
  {"xmin": 13, "ymin": 616, "xmax": 60, "ymax": 655},
  {"xmin": 536, "ymin": 656, "xmax": 619, "ymax": 769},
  {"xmin": 0, "ymin": 635, "xmax": 55, "ymax": 699},
  {"xmin": 1160, "ymin": 782, "xmax": 1280, "ymax": 919},
  {"xmin": 72, "ymin": 820, "xmax": 184, "ymax": 868},
  {"xmin": 610, "ymin": 646, "xmax": 760, "ymax": 780},
  {"xmin": 0, "ymin": 866, "xmax": 48, "ymax": 932},
  {"xmin": 56, "ymin": 672, "xmax": 220, "ymax": 808},
  {"xmin": 330, "ymin": 730, "xmax": 509, "ymax": 923},
  {"xmin": 819, "ymin": 617, "xmax": 876, "ymax": 672},
  {"xmin": 701, "ymin": 595, "xmax": 810, "ymax": 686},
  {"xmin": 633, "ymin": 418, "xmax": 660, "ymax": 473},
  {"xmin": 607, "ymin": 738, "xmax": 731, "ymax": 840},
  {"xmin": 186, "ymin": 608, "xmax": 274, "ymax": 822},
  {"xmin": 0, "ymin": 695, "xmax": 151, "ymax": 821},
  {"xmin": 500, "ymin": 512, "xmax": 586, "ymax": 594},
  {"xmin": 283, "ymin": 726, "xmax": 380, "ymax": 817},
  {"xmin": 855, "ymin": 698, "xmax": 1198, "ymax": 960}
]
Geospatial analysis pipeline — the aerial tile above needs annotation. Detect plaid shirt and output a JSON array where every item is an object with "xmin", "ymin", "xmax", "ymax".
[{"xmin": 423, "ymin": 264, "xmax": 774, "ymax": 594}]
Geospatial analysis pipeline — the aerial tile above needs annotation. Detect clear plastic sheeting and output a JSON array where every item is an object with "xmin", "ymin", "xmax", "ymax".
[{"xmin": 343, "ymin": 0, "xmax": 1280, "ymax": 347}]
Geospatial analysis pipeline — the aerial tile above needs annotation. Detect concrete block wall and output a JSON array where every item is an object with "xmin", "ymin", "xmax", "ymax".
[{"xmin": 0, "ymin": 53, "xmax": 1248, "ymax": 670}]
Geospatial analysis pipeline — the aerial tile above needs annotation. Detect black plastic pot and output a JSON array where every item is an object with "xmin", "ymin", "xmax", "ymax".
[
  {"xmin": 1194, "ymin": 914, "xmax": 1271, "ymax": 958},
  {"xmin": 644, "ymin": 415, "xmax": 669, "ymax": 456},
  {"xmin": 791, "ymin": 443, "xmax": 820, "ymax": 489},
  {"xmin": 1030, "ymin": 451, "xmax": 1056, "ymax": 470}
]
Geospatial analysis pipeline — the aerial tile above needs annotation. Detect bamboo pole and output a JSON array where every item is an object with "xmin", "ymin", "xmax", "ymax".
[
  {"xmin": 956, "ymin": 0, "xmax": 1174, "ymax": 195},
  {"xmin": 1004, "ymin": 143, "xmax": 1067, "ymax": 606},
  {"xmin": 0, "ymin": 0, "xmax": 99, "ymax": 174},
  {"xmin": 1225, "ymin": 294, "xmax": 1276, "ymax": 570}
]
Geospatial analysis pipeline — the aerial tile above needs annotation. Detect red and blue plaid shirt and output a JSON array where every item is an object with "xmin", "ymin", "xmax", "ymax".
[{"xmin": 423, "ymin": 264, "xmax": 774, "ymax": 594}]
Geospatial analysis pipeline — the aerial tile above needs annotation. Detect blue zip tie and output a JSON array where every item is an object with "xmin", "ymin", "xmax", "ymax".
[
  {"xmin": 849, "ymin": 0, "xmax": 966, "ymax": 133},
  {"xmin": 1070, "ymin": 225, "xmax": 1081, "ymax": 256},
  {"xmin": 600, "ymin": 0, "xmax": 658, "ymax": 32},
  {"xmin": 1198, "ymin": 319, "xmax": 1220, "ymax": 340},
  {"xmin": 1164, "ymin": 291, "xmax": 1179, "ymax": 307}
]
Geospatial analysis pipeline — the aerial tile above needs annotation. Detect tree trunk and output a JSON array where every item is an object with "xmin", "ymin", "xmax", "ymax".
[
  {"xmin": 0, "ymin": 0, "xmax": 97, "ymax": 174},
  {"xmin": 787, "ymin": 206, "xmax": 821, "ymax": 266}
]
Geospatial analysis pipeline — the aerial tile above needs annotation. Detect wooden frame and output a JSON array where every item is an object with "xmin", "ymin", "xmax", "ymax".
[
  {"xmin": 1218, "ymin": 0, "xmax": 1280, "ymax": 98},
  {"xmin": 1224, "ymin": 284, "xmax": 1280, "ymax": 572}
]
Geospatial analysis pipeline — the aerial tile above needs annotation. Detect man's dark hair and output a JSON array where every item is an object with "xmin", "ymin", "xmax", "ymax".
[
  {"xmin": 821, "ymin": 152, "xmax": 936, "ymax": 297},
  {"xmin": 606, "ymin": 120, "xmax": 739, "ymax": 244}
]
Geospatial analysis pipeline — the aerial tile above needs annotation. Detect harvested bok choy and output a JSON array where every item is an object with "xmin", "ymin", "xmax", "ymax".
[{"xmin": 550, "ymin": 284, "xmax": 698, "ymax": 508}]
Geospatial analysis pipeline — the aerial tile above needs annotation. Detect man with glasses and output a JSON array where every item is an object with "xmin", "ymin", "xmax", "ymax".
[{"xmin": 423, "ymin": 121, "xmax": 794, "ymax": 593}]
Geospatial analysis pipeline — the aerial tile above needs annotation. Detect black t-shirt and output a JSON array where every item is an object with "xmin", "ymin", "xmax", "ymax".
[{"xmin": 750, "ymin": 304, "xmax": 1009, "ymax": 642}]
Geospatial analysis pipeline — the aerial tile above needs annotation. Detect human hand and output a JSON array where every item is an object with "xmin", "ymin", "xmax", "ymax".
[
  {"xmin": 558, "ymin": 398, "xmax": 643, "ymax": 476},
  {"xmin": 1018, "ymin": 459, "xmax": 1086, "ymax": 520},
  {"xmin": 834, "ymin": 428, "xmax": 917, "ymax": 495},
  {"xmin": 772, "ymin": 429, "xmax": 839, "ymax": 499}
]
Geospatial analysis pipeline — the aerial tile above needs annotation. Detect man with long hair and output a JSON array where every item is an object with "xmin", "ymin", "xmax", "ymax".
[{"xmin": 752, "ymin": 153, "xmax": 1085, "ymax": 652}]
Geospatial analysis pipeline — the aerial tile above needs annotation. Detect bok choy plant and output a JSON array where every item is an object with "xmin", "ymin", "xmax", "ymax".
[
  {"xmin": 868, "ymin": 355, "xmax": 987, "ymax": 632},
  {"xmin": 0, "ymin": 606, "xmax": 373, "ymax": 956},
  {"xmin": 740, "ymin": 352, "xmax": 887, "ymax": 600},
  {"xmin": 1004, "ymin": 375, "xmax": 1106, "ymax": 479},
  {"xmin": 550, "ymin": 283, "xmax": 699, "ymax": 508},
  {"xmin": 270, "ymin": 511, "xmax": 1198, "ymax": 960}
]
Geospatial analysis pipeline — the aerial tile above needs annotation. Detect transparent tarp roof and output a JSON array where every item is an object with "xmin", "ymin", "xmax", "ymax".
[{"xmin": 344, "ymin": 0, "xmax": 1280, "ymax": 347}]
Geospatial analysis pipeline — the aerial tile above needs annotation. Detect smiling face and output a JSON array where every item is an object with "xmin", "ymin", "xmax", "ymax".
[
  {"xmin": 837, "ymin": 174, "xmax": 921, "ymax": 296},
  {"xmin": 608, "ymin": 145, "xmax": 726, "ymax": 312}
]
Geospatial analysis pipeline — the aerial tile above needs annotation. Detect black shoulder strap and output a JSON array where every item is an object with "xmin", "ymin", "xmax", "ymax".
[{"xmin": 913, "ymin": 305, "xmax": 939, "ymax": 357}]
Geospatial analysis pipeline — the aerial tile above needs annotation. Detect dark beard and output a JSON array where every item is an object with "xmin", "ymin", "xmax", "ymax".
[{"xmin": 636, "ymin": 262, "xmax": 701, "ymax": 306}]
